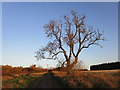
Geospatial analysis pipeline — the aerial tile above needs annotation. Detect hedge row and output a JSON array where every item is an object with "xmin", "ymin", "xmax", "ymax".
[{"xmin": 90, "ymin": 62, "xmax": 120, "ymax": 70}]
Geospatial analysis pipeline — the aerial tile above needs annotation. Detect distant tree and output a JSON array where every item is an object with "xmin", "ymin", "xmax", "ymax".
[{"xmin": 35, "ymin": 10, "xmax": 105, "ymax": 71}]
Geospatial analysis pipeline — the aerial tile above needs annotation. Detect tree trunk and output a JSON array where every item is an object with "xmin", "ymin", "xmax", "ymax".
[
  {"xmin": 70, "ymin": 57, "xmax": 78, "ymax": 69},
  {"xmin": 66, "ymin": 57, "xmax": 78, "ymax": 74},
  {"xmin": 67, "ymin": 59, "xmax": 70, "ymax": 67}
]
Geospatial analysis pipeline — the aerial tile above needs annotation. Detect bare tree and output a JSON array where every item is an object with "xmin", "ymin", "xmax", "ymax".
[{"xmin": 35, "ymin": 10, "xmax": 105, "ymax": 71}]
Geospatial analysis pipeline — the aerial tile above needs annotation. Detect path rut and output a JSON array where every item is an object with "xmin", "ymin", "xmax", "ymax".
[{"xmin": 31, "ymin": 72, "xmax": 63, "ymax": 88}]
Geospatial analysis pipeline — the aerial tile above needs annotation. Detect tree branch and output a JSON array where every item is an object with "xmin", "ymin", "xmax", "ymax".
[{"xmin": 42, "ymin": 51, "xmax": 63, "ymax": 60}]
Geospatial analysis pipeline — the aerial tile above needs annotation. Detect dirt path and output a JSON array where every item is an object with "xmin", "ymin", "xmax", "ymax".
[{"xmin": 31, "ymin": 72, "xmax": 64, "ymax": 88}]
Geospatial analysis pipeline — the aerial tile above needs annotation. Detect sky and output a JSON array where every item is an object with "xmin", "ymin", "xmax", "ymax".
[
  {"xmin": 0, "ymin": 2, "xmax": 2, "ymax": 66},
  {"xmin": 2, "ymin": 2, "xmax": 118, "ymax": 69},
  {"xmin": 1, "ymin": 0, "xmax": 120, "ymax": 2}
]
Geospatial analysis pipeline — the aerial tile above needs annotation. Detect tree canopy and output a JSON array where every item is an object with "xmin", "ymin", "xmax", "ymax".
[{"xmin": 35, "ymin": 10, "xmax": 105, "ymax": 70}]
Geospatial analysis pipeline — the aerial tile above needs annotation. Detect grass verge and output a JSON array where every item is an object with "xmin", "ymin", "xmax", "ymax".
[
  {"xmin": 53, "ymin": 70, "xmax": 120, "ymax": 88},
  {"xmin": 2, "ymin": 73, "xmax": 44, "ymax": 88}
]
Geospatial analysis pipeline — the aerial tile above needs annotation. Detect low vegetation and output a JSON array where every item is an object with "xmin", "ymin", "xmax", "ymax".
[
  {"xmin": 2, "ymin": 65, "xmax": 47, "ymax": 75},
  {"xmin": 53, "ymin": 70, "xmax": 120, "ymax": 88},
  {"xmin": 2, "ymin": 73, "xmax": 46, "ymax": 88},
  {"xmin": 2, "ymin": 65, "xmax": 47, "ymax": 88},
  {"xmin": 2, "ymin": 65, "xmax": 120, "ymax": 88}
]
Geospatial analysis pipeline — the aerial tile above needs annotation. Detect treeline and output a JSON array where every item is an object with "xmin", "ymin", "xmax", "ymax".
[
  {"xmin": 90, "ymin": 61, "xmax": 120, "ymax": 70},
  {"xmin": 2, "ymin": 65, "xmax": 48, "ymax": 75}
]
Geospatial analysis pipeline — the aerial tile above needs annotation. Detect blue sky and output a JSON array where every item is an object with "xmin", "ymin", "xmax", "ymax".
[
  {"xmin": 0, "ymin": 2, "xmax": 2, "ymax": 65},
  {"xmin": 2, "ymin": 2, "xmax": 118, "ymax": 69}
]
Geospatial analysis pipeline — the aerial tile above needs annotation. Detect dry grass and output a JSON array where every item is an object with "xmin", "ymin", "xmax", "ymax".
[
  {"xmin": 53, "ymin": 71, "xmax": 67, "ymax": 77},
  {"xmin": 53, "ymin": 70, "xmax": 120, "ymax": 88},
  {"xmin": 2, "ymin": 65, "xmax": 48, "ymax": 88},
  {"xmin": 2, "ymin": 72, "xmax": 47, "ymax": 88},
  {"xmin": 30, "ymin": 72, "xmax": 47, "ymax": 75}
]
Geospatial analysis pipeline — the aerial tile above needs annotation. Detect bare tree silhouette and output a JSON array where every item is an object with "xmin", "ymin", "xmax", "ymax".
[{"xmin": 35, "ymin": 10, "xmax": 105, "ymax": 71}]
